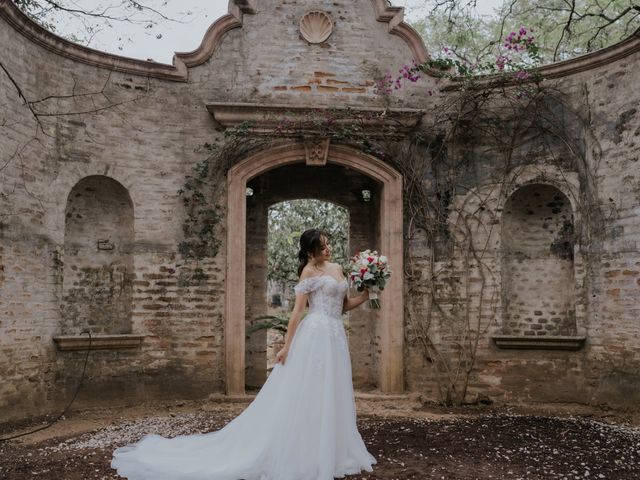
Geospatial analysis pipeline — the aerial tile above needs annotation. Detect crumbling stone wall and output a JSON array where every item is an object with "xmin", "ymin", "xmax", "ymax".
[
  {"xmin": 0, "ymin": 0, "xmax": 639, "ymax": 422},
  {"xmin": 403, "ymin": 51, "xmax": 640, "ymax": 407},
  {"xmin": 0, "ymin": 7, "xmax": 227, "ymax": 419}
]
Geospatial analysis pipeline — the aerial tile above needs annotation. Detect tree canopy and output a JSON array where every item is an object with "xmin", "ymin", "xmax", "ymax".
[
  {"xmin": 11, "ymin": 1, "xmax": 638, "ymax": 64},
  {"xmin": 410, "ymin": 0, "xmax": 639, "ymax": 64},
  {"xmin": 267, "ymin": 200, "xmax": 349, "ymax": 294}
]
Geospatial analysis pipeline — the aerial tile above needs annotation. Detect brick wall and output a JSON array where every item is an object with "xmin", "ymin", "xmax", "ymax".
[
  {"xmin": 501, "ymin": 184, "xmax": 576, "ymax": 336},
  {"xmin": 1, "ymin": 0, "xmax": 640, "ymax": 422},
  {"xmin": 62, "ymin": 175, "xmax": 134, "ymax": 335}
]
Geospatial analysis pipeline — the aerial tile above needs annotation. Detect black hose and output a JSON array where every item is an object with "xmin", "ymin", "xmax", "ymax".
[{"xmin": 0, "ymin": 330, "xmax": 92, "ymax": 442}]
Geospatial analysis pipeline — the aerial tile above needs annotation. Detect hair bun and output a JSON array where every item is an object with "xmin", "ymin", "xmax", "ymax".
[{"xmin": 297, "ymin": 228, "xmax": 327, "ymax": 277}]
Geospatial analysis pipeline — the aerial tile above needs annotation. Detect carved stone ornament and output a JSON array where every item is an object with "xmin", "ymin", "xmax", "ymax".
[
  {"xmin": 300, "ymin": 11, "xmax": 333, "ymax": 44},
  {"xmin": 304, "ymin": 138, "xmax": 331, "ymax": 166}
]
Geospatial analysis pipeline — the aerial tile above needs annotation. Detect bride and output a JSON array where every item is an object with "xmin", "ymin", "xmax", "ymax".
[{"xmin": 111, "ymin": 228, "xmax": 377, "ymax": 480}]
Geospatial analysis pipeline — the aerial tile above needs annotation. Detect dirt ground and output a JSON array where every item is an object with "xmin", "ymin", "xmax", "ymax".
[{"xmin": 1, "ymin": 396, "xmax": 639, "ymax": 480}]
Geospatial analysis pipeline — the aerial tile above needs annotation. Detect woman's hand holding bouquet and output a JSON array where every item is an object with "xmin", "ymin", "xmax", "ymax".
[{"xmin": 348, "ymin": 250, "xmax": 391, "ymax": 309}]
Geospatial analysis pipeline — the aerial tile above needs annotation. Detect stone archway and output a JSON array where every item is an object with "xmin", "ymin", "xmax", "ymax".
[{"xmin": 226, "ymin": 142, "xmax": 404, "ymax": 395}]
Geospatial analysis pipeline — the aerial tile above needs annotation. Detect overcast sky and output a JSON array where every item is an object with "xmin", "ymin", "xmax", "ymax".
[{"xmin": 54, "ymin": 0, "xmax": 504, "ymax": 64}]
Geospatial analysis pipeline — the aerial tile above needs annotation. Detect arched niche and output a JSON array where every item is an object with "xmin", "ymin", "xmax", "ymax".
[
  {"xmin": 62, "ymin": 175, "xmax": 134, "ymax": 335},
  {"xmin": 501, "ymin": 184, "xmax": 577, "ymax": 337}
]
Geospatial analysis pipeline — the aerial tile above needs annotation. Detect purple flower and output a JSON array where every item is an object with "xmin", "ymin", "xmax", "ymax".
[{"xmin": 496, "ymin": 55, "xmax": 509, "ymax": 71}]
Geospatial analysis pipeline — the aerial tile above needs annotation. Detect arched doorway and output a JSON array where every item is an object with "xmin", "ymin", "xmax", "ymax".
[
  {"xmin": 226, "ymin": 143, "xmax": 404, "ymax": 395},
  {"xmin": 246, "ymin": 197, "xmax": 351, "ymax": 389}
]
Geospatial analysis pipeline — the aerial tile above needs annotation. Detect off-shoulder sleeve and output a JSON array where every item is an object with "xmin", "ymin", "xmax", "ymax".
[{"xmin": 294, "ymin": 276, "xmax": 322, "ymax": 295}]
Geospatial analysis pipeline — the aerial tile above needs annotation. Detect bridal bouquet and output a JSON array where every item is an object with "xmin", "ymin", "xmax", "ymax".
[{"xmin": 348, "ymin": 250, "xmax": 391, "ymax": 309}]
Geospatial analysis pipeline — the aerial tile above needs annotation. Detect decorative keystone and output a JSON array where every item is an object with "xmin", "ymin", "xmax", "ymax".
[{"xmin": 304, "ymin": 138, "xmax": 331, "ymax": 166}]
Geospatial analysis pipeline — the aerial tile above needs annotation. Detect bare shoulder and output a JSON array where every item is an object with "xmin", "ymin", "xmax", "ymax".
[
  {"xmin": 299, "ymin": 265, "xmax": 316, "ymax": 281},
  {"xmin": 329, "ymin": 262, "xmax": 346, "ymax": 278}
]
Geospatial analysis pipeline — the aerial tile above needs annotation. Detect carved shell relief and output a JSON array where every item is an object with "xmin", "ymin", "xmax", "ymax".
[{"xmin": 300, "ymin": 11, "xmax": 333, "ymax": 44}]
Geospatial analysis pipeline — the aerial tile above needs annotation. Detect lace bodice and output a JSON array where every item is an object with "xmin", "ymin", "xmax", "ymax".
[{"xmin": 294, "ymin": 275, "xmax": 348, "ymax": 319}]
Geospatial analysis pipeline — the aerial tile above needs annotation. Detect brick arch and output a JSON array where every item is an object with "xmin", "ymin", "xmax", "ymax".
[{"xmin": 226, "ymin": 142, "xmax": 404, "ymax": 395}]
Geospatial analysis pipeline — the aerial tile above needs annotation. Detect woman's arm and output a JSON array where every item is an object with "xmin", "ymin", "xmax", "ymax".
[
  {"xmin": 276, "ymin": 291, "xmax": 308, "ymax": 364},
  {"xmin": 343, "ymin": 288, "xmax": 369, "ymax": 313},
  {"xmin": 338, "ymin": 263, "xmax": 369, "ymax": 313},
  {"xmin": 283, "ymin": 293, "xmax": 308, "ymax": 350}
]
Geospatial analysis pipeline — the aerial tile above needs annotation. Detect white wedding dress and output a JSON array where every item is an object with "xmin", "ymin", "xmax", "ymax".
[{"xmin": 111, "ymin": 274, "xmax": 377, "ymax": 480}]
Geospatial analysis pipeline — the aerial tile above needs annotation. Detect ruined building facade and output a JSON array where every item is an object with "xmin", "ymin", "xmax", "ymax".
[{"xmin": 1, "ymin": 0, "xmax": 639, "ymax": 422}]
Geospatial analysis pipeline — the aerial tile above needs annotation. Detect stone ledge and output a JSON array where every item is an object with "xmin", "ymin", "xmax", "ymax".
[
  {"xmin": 492, "ymin": 335, "xmax": 586, "ymax": 351},
  {"xmin": 206, "ymin": 103, "xmax": 425, "ymax": 138},
  {"xmin": 207, "ymin": 393, "xmax": 256, "ymax": 403},
  {"xmin": 53, "ymin": 334, "xmax": 144, "ymax": 351}
]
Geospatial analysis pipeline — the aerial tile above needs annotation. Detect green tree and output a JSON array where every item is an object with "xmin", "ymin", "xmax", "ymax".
[
  {"xmin": 268, "ymin": 200, "xmax": 349, "ymax": 297},
  {"xmin": 409, "ymin": 0, "xmax": 639, "ymax": 64}
]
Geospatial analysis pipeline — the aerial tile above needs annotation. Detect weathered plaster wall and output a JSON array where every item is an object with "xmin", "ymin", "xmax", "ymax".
[
  {"xmin": 564, "ymin": 55, "xmax": 640, "ymax": 407},
  {"xmin": 0, "ymin": 9, "xmax": 222, "ymax": 420},
  {"xmin": 403, "ymin": 48, "xmax": 640, "ymax": 408},
  {"xmin": 62, "ymin": 175, "xmax": 135, "ymax": 335},
  {"xmin": 1, "ymin": 0, "xmax": 639, "ymax": 423},
  {"xmin": 190, "ymin": 0, "xmax": 434, "ymax": 107},
  {"xmin": 0, "ymin": 0, "xmax": 424, "ymax": 421}
]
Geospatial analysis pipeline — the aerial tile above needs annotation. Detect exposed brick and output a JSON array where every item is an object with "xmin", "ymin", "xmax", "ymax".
[
  {"xmin": 317, "ymin": 85, "xmax": 340, "ymax": 93},
  {"xmin": 1, "ymin": 0, "xmax": 640, "ymax": 422},
  {"xmin": 342, "ymin": 87, "xmax": 367, "ymax": 93},
  {"xmin": 290, "ymin": 85, "xmax": 312, "ymax": 92},
  {"xmin": 313, "ymin": 71, "xmax": 336, "ymax": 78}
]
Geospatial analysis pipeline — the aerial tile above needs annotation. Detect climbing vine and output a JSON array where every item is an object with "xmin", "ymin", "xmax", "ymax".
[
  {"xmin": 373, "ymin": 32, "xmax": 607, "ymax": 405},
  {"xmin": 177, "ymin": 126, "xmax": 270, "ymax": 262},
  {"xmin": 176, "ymin": 27, "xmax": 606, "ymax": 405}
]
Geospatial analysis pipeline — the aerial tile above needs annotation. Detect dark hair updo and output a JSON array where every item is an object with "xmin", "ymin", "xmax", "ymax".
[{"xmin": 297, "ymin": 228, "xmax": 328, "ymax": 277}]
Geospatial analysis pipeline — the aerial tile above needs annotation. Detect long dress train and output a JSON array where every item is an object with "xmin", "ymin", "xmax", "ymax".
[{"xmin": 111, "ymin": 274, "xmax": 377, "ymax": 480}]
